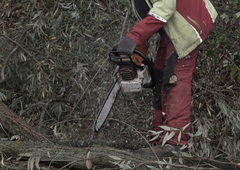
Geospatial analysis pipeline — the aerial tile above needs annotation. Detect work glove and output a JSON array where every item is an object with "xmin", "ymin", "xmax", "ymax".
[{"xmin": 117, "ymin": 36, "xmax": 136, "ymax": 55}]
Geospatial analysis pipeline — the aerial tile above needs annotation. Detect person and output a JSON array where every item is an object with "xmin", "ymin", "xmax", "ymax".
[{"xmin": 117, "ymin": 0, "xmax": 218, "ymax": 157}]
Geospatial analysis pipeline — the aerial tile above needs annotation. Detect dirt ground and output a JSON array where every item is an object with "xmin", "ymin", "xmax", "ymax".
[{"xmin": 50, "ymin": 88, "xmax": 155, "ymax": 151}]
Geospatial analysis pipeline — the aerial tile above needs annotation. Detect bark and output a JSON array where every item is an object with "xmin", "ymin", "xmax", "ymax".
[
  {"xmin": 0, "ymin": 141, "xmax": 147, "ymax": 169},
  {"xmin": 0, "ymin": 101, "xmax": 48, "ymax": 143},
  {"xmin": 1, "ymin": 141, "xmax": 240, "ymax": 170}
]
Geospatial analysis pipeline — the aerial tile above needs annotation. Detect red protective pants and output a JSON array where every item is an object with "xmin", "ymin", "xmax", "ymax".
[{"xmin": 152, "ymin": 33, "xmax": 200, "ymax": 145}]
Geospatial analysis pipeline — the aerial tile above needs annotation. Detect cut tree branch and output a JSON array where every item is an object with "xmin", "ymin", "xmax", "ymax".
[{"xmin": 0, "ymin": 101, "xmax": 49, "ymax": 143}]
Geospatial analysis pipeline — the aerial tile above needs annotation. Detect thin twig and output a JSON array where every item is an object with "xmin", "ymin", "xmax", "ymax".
[
  {"xmin": 113, "ymin": 2, "xmax": 130, "ymax": 48},
  {"xmin": 213, "ymin": 135, "xmax": 224, "ymax": 157},
  {"xmin": 87, "ymin": 0, "xmax": 93, "ymax": 10},
  {"xmin": 203, "ymin": 162, "xmax": 220, "ymax": 169},
  {"xmin": 30, "ymin": 0, "xmax": 38, "ymax": 21},
  {"xmin": 120, "ymin": 11, "xmax": 129, "ymax": 40},
  {"xmin": 195, "ymin": 153, "xmax": 205, "ymax": 170}
]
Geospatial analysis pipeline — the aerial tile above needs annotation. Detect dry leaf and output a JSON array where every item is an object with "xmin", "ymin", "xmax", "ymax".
[
  {"xmin": 47, "ymin": 151, "xmax": 51, "ymax": 158},
  {"xmin": 53, "ymin": 125, "xmax": 57, "ymax": 137},
  {"xmin": 86, "ymin": 151, "xmax": 93, "ymax": 169},
  {"xmin": 3, "ymin": 3, "xmax": 9, "ymax": 8},
  {"xmin": 1, "ymin": 157, "xmax": 5, "ymax": 166},
  {"xmin": 16, "ymin": 156, "xmax": 22, "ymax": 161},
  {"xmin": 5, "ymin": 157, "xmax": 12, "ymax": 161},
  {"xmin": 10, "ymin": 135, "xmax": 21, "ymax": 141}
]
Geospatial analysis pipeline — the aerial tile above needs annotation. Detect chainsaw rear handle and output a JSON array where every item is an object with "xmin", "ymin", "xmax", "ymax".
[
  {"xmin": 109, "ymin": 48, "xmax": 139, "ymax": 67},
  {"xmin": 109, "ymin": 48, "xmax": 156, "ymax": 88}
]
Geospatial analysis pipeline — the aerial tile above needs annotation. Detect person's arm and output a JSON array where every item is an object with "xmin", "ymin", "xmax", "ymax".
[
  {"xmin": 127, "ymin": 0, "xmax": 176, "ymax": 46},
  {"xmin": 118, "ymin": 0, "xmax": 176, "ymax": 53},
  {"xmin": 126, "ymin": 14, "xmax": 165, "ymax": 46}
]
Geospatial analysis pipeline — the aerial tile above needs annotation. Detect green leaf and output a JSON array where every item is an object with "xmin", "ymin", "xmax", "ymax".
[
  {"xmin": 118, "ymin": 162, "xmax": 131, "ymax": 170},
  {"xmin": 214, "ymin": 154, "xmax": 224, "ymax": 158},
  {"xmin": 180, "ymin": 152, "xmax": 192, "ymax": 157},
  {"xmin": 107, "ymin": 111, "xmax": 114, "ymax": 118},
  {"xmin": 225, "ymin": 15, "xmax": 230, "ymax": 24},
  {"xmin": 195, "ymin": 130, "xmax": 202, "ymax": 137},
  {"xmin": 156, "ymin": 161, "xmax": 166, "ymax": 165},
  {"xmin": 236, "ymin": 12, "xmax": 240, "ymax": 18},
  {"xmin": 145, "ymin": 165, "xmax": 159, "ymax": 170},
  {"xmin": 109, "ymin": 161, "xmax": 120, "ymax": 165},
  {"xmin": 167, "ymin": 131, "xmax": 175, "ymax": 141},
  {"xmin": 148, "ymin": 130, "xmax": 164, "ymax": 135},
  {"xmin": 179, "ymin": 157, "xmax": 183, "ymax": 164},
  {"xmin": 158, "ymin": 165, "xmax": 163, "ymax": 170},
  {"xmin": 207, "ymin": 107, "xmax": 211, "ymax": 116},
  {"xmin": 220, "ymin": 13, "xmax": 227, "ymax": 19},
  {"xmin": 230, "ymin": 65, "xmax": 239, "ymax": 81},
  {"xmin": 180, "ymin": 145, "xmax": 187, "ymax": 150},
  {"xmin": 162, "ymin": 132, "xmax": 169, "ymax": 146},
  {"xmin": 159, "ymin": 125, "xmax": 171, "ymax": 131},
  {"xmin": 166, "ymin": 165, "xmax": 171, "ymax": 169},
  {"xmin": 149, "ymin": 134, "xmax": 160, "ymax": 142},
  {"xmin": 220, "ymin": 13, "xmax": 230, "ymax": 23},
  {"xmin": 5, "ymin": 93, "xmax": 11, "ymax": 102},
  {"xmin": 178, "ymin": 131, "xmax": 181, "ymax": 142},
  {"xmin": 35, "ymin": 156, "xmax": 41, "ymax": 170},
  {"xmin": 0, "ymin": 92, "xmax": 6, "ymax": 101},
  {"xmin": 108, "ymin": 155, "xmax": 122, "ymax": 161},
  {"xmin": 182, "ymin": 123, "xmax": 190, "ymax": 131},
  {"xmin": 223, "ymin": 59, "xmax": 229, "ymax": 67},
  {"xmin": 169, "ymin": 157, "xmax": 172, "ymax": 164}
]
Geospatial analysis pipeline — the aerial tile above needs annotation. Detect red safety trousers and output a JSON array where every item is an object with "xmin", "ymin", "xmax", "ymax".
[{"xmin": 151, "ymin": 33, "xmax": 200, "ymax": 146}]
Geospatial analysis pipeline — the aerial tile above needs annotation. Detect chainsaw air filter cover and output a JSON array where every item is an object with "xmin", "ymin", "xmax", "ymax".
[{"xmin": 119, "ymin": 65, "xmax": 137, "ymax": 81}]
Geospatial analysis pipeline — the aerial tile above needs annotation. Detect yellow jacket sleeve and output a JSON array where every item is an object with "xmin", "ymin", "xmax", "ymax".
[{"xmin": 149, "ymin": 0, "xmax": 176, "ymax": 23}]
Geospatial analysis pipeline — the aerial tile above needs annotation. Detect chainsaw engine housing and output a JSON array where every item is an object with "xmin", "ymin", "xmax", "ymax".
[{"xmin": 118, "ymin": 65, "xmax": 151, "ymax": 93}]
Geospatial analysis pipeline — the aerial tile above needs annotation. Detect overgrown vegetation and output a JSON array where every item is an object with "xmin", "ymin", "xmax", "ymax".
[{"xmin": 0, "ymin": 0, "xmax": 240, "ymax": 169}]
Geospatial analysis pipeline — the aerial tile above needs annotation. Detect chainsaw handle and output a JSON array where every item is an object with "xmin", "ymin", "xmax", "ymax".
[
  {"xmin": 109, "ymin": 49, "xmax": 141, "ymax": 67},
  {"xmin": 109, "ymin": 48, "xmax": 156, "ymax": 88}
]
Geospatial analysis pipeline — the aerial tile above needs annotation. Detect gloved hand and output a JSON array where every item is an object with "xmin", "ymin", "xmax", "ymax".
[{"xmin": 117, "ymin": 36, "xmax": 136, "ymax": 55}]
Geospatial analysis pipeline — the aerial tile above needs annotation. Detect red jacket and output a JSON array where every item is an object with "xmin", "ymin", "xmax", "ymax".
[{"xmin": 127, "ymin": 0, "xmax": 218, "ymax": 58}]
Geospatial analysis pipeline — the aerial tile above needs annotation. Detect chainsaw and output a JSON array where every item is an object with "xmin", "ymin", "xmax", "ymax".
[{"xmin": 93, "ymin": 44, "xmax": 156, "ymax": 131}]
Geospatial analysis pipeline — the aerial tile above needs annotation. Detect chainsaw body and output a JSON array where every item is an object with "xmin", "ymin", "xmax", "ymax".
[{"xmin": 109, "ymin": 46, "xmax": 156, "ymax": 93}]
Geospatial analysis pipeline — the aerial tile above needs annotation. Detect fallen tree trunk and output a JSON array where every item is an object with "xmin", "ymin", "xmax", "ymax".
[
  {"xmin": 1, "ymin": 141, "xmax": 240, "ymax": 170},
  {"xmin": 0, "ymin": 101, "xmax": 48, "ymax": 142},
  {"xmin": 0, "ymin": 141, "xmax": 147, "ymax": 170}
]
